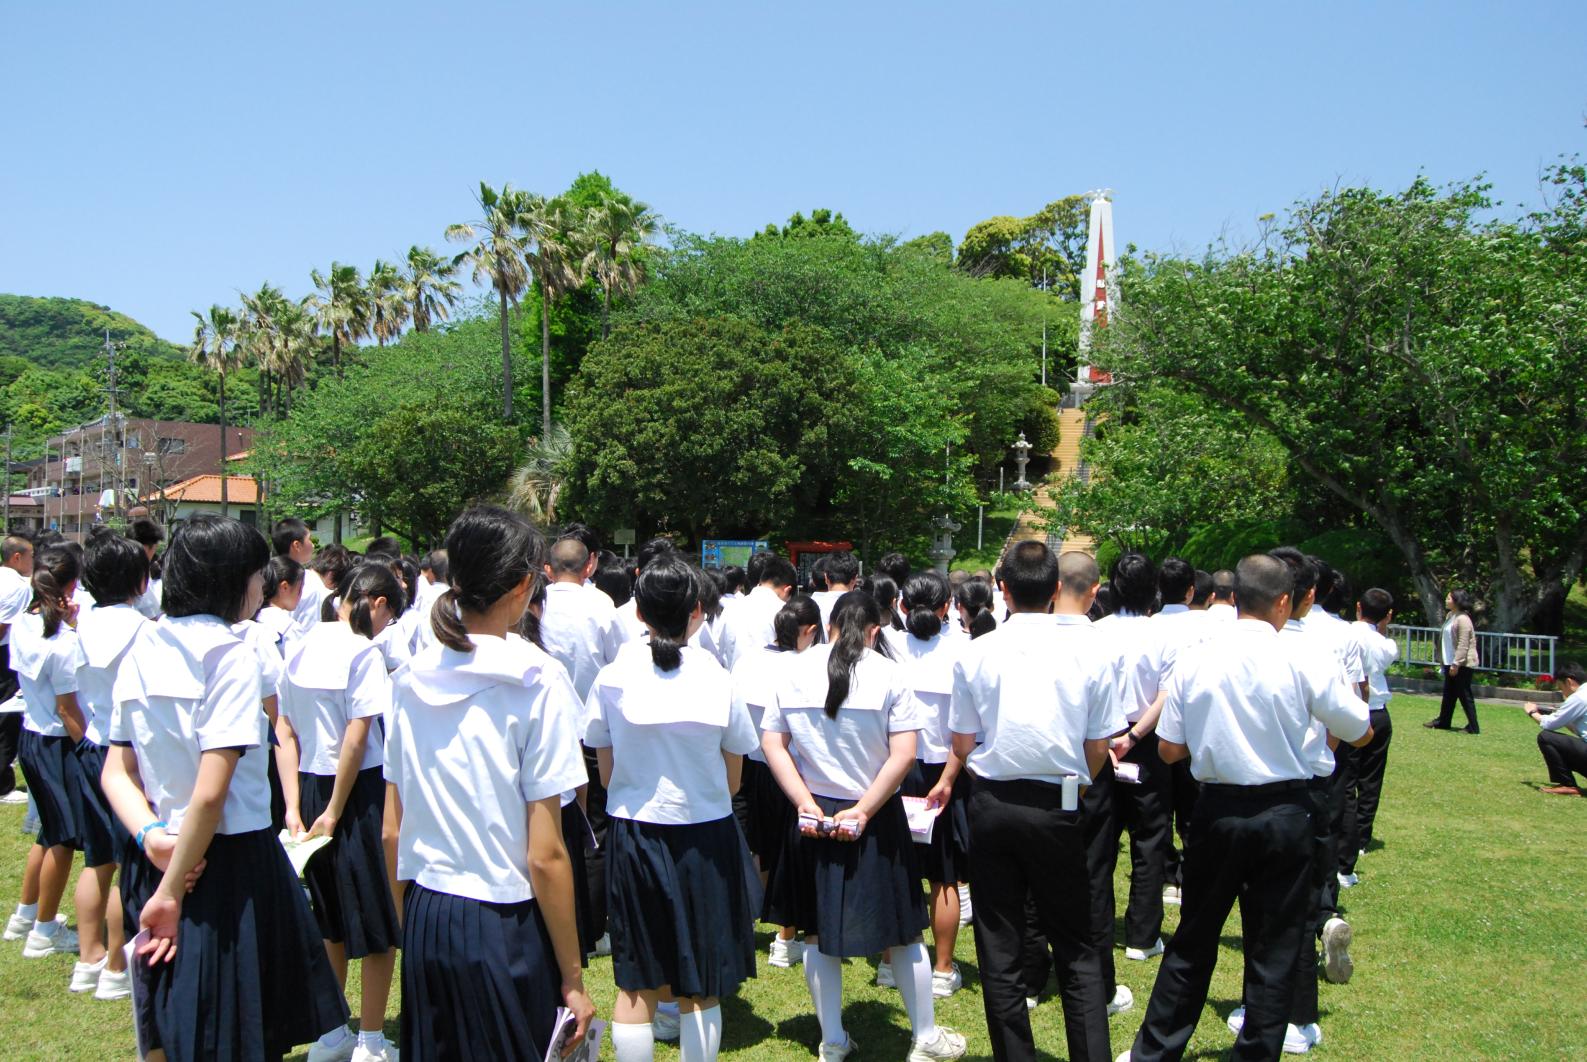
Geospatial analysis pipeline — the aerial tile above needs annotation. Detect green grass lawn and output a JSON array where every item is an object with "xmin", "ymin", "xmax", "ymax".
[{"xmin": 2, "ymin": 694, "xmax": 1584, "ymax": 1060}]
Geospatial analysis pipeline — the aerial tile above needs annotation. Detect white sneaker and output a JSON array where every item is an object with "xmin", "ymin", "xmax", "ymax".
[
  {"xmin": 593, "ymin": 931, "xmax": 611, "ymax": 957},
  {"xmin": 3, "ymin": 911, "xmax": 32, "ymax": 940},
  {"xmin": 1025, "ymin": 996, "xmax": 1038, "ymax": 1010},
  {"xmin": 22, "ymin": 922, "xmax": 79, "ymax": 958},
  {"xmin": 1337, "ymin": 872, "xmax": 1359, "ymax": 888},
  {"xmin": 653, "ymin": 1004, "xmax": 680, "ymax": 1043},
  {"xmin": 875, "ymin": 959, "xmax": 895, "ymax": 988},
  {"xmin": 1321, "ymin": 917, "xmax": 1353, "ymax": 984},
  {"xmin": 957, "ymin": 883, "xmax": 973, "ymax": 926},
  {"xmin": 907, "ymin": 1026, "xmax": 967, "ymax": 1062},
  {"xmin": 1107, "ymin": 983, "xmax": 1134, "ymax": 1016},
  {"xmin": 94, "ymin": 966, "xmax": 131, "ymax": 1000},
  {"xmin": 0, "ymin": 788, "xmax": 28, "ymax": 804},
  {"xmin": 1226, "ymin": 1006, "xmax": 1245, "ymax": 1035},
  {"xmin": 351, "ymin": 1042, "xmax": 399, "ymax": 1062},
  {"xmin": 1123, "ymin": 938, "xmax": 1164, "ymax": 961},
  {"xmin": 818, "ymin": 1035, "xmax": 857, "ymax": 1062},
  {"xmin": 307, "ymin": 1029, "xmax": 357, "ymax": 1062},
  {"xmin": 69, "ymin": 954, "xmax": 107, "ymax": 992},
  {"xmin": 768, "ymin": 935, "xmax": 804, "ymax": 968},
  {"xmin": 1299, "ymin": 1023, "xmax": 1323, "ymax": 1047},
  {"xmin": 931, "ymin": 963, "xmax": 962, "ymax": 998},
  {"xmin": 1282, "ymin": 1023, "xmax": 1312, "ymax": 1054},
  {"xmin": 1116, "ymin": 1053, "xmax": 1133, "ymax": 1062},
  {"xmin": 1163, "ymin": 884, "xmax": 1182, "ymax": 906}
]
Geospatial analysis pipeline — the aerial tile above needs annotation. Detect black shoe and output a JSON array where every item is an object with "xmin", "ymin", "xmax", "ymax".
[
  {"xmin": 1423, "ymin": 719, "xmax": 1451, "ymax": 729},
  {"xmin": 1461, "ymin": 727, "xmax": 1480, "ymax": 735}
]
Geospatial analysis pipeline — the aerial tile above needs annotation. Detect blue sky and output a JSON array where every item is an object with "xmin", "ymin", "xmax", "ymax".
[{"xmin": 2, "ymin": 1, "xmax": 1583, "ymax": 342}]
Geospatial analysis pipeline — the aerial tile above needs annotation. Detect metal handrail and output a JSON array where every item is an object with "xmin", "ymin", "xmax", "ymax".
[{"xmin": 1387, "ymin": 623, "xmax": 1557, "ymax": 677}]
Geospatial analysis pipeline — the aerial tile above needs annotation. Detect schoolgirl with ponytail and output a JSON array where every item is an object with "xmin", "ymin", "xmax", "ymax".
[
  {"xmin": 761, "ymin": 590, "xmax": 967, "ymax": 1062},
  {"xmin": 256, "ymin": 555, "xmax": 305, "ymax": 654},
  {"xmin": 584, "ymin": 555, "xmax": 761, "ymax": 1062},
  {"xmin": 276, "ymin": 561, "xmax": 407, "ymax": 1062},
  {"xmin": 383, "ymin": 506, "xmax": 593, "ymax": 1061},
  {"xmin": 954, "ymin": 577, "xmax": 998, "ymax": 640}
]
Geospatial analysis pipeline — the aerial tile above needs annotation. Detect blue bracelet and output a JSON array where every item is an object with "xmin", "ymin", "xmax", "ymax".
[{"xmin": 135, "ymin": 820, "xmax": 167, "ymax": 851}]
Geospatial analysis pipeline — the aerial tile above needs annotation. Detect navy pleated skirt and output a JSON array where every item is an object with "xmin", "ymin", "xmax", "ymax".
[
  {"xmin": 401, "ymin": 883, "xmax": 563, "ymax": 1062},
  {"xmin": 561, "ymin": 800, "xmax": 595, "ymax": 962},
  {"xmin": 763, "ymin": 792, "xmax": 928, "ymax": 957},
  {"xmin": 71, "ymin": 740, "xmax": 126, "ymax": 868},
  {"xmin": 738, "ymin": 758, "xmax": 795, "ymax": 877},
  {"xmin": 298, "ymin": 766, "xmax": 400, "ymax": 958},
  {"xmin": 900, "ymin": 760, "xmax": 973, "ymax": 885},
  {"xmin": 131, "ymin": 828, "xmax": 348, "ymax": 1062},
  {"xmin": 606, "ymin": 814, "xmax": 761, "ymax": 999},
  {"xmin": 17, "ymin": 729, "xmax": 80, "ymax": 850}
]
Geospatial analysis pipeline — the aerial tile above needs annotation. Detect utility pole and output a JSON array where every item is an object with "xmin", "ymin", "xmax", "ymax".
[
  {"xmin": 1041, "ymin": 265, "xmax": 1048, "ymax": 388},
  {"xmin": 2, "ymin": 423, "xmax": 11, "ymax": 534},
  {"xmin": 101, "ymin": 328, "xmax": 128, "ymax": 524}
]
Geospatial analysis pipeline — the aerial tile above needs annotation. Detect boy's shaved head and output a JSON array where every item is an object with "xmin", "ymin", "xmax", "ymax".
[{"xmin": 1059, "ymin": 551, "xmax": 1100, "ymax": 594}]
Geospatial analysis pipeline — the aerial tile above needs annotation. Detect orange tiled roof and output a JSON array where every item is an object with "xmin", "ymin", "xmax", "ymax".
[{"xmin": 144, "ymin": 473, "xmax": 259, "ymax": 506}]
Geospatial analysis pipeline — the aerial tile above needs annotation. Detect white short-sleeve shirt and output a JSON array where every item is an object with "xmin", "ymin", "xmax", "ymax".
[
  {"xmin": 233, "ymin": 618, "xmax": 286, "ymax": 703},
  {"xmin": 11, "ymin": 612, "xmax": 80, "ymax": 738},
  {"xmin": 280, "ymin": 623, "xmax": 390, "ymax": 776},
  {"xmin": 291, "ymin": 567, "xmax": 329, "ymax": 639},
  {"xmin": 1351, "ymin": 620, "xmax": 1399, "ymax": 709},
  {"xmin": 75, "ymin": 604, "xmax": 150, "ymax": 746},
  {"xmin": 949, "ymin": 613, "xmax": 1124, "ymax": 786},
  {"xmin": 730, "ymin": 644, "xmax": 799, "ymax": 764},
  {"xmin": 384, "ymin": 634, "xmax": 588, "ymax": 903},
  {"xmin": 718, "ymin": 586, "xmax": 786, "ymax": 670},
  {"xmin": 109, "ymin": 615, "xmax": 272, "ymax": 836},
  {"xmin": 1300, "ymin": 609, "xmax": 1367, "ymax": 685},
  {"xmin": 584, "ymin": 642, "xmax": 757, "ymax": 824},
  {"xmin": 0, "ymin": 566, "xmax": 31, "ymax": 646},
  {"xmin": 894, "ymin": 629, "xmax": 962, "ymax": 764},
  {"xmin": 1158, "ymin": 618, "xmax": 1371, "ymax": 786},
  {"xmin": 1094, "ymin": 611, "xmax": 1169, "ymax": 724},
  {"xmin": 762, "ymin": 642, "xmax": 922, "ymax": 801},
  {"xmin": 541, "ymin": 581, "xmax": 624, "ymax": 700}
]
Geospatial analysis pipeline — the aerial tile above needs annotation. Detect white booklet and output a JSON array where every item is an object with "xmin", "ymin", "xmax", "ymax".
[
  {"xmin": 543, "ymin": 1007, "xmax": 605, "ymax": 1062},
  {"xmin": 278, "ymin": 829, "xmax": 333, "ymax": 877},
  {"xmin": 900, "ymin": 796, "xmax": 942, "ymax": 844}
]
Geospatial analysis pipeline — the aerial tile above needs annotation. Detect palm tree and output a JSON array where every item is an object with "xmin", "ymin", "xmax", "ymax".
[
  {"xmin": 188, "ymin": 304, "xmax": 243, "ymax": 517},
  {"xmin": 583, "ymin": 190, "xmax": 660, "ymax": 338},
  {"xmin": 239, "ymin": 283, "xmax": 288, "ymax": 417},
  {"xmin": 367, "ymin": 259, "xmax": 409, "ymax": 346},
  {"xmin": 447, "ymin": 182, "xmax": 532, "ymax": 421},
  {"xmin": 506, "ymin": 423, "xmax": 572, "ymax": 525},
  {"xmin": 522, "ymin": 195, "xmax": 587, "ymax": 440},
  {"xmin": 308, "ymin": 261, "xmax": 370, "ymax": 378},
  {"xmin": 401, "ymin": 245, "xmax": 462, "ymax": 334}
]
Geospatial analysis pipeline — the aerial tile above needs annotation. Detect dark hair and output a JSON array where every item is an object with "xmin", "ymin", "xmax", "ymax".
[
  {"xmin": 759, "ymin": 556, "xmax": 797, "ymax": 589},
  {"xmin": 1158, "ymin": 557, "xmax": 1195, "ymax": 607},
  {"xmin": 1110, "ymin": 551, "xmax": 1158, "ymax": 615},
  {"xmin": 420, "ymin": 549, "xmax": 448, "ymax": 581},
  {"xmin": 1358, "ymin": 587, "xmax": 1394, "ymax": 623},
  {"xmin": 1089, "ymin": 582, "xmax": 1115, "ymax": 621},
  {"xmin": 634, "ymin": 556, "xmax": 699, "ymax": 672},
  {"xmin": 721, "ymin": 565, "xmax": 746, "ymax": 595},
  {"xmin": 29, "ymin": 545, "xmax": 79, "ymax": 638},
  {"xmin": 956, "ymin": 577, "xmax": 995, "ymax": 635},
  {"xmin": 81, "ymin": 528, "xmax": 149, "ymax": 607},
  {"xmin": 128, "ymin": 517, "xmax": 165, "ymax": 549},
  {"xmin": 548, "ymin": 538, "xmax": 589, "ymax": 576},
  {"xmin": 806, "ymin": 557, "xmax": 829, "ymax": 594},
  {"xmin": 517, "ymin": 572, "xmax": 548, "ymax": 650},
  {"xmin": 365, "ymin": 535, "xmax": 404, "ymax": 561},
  {"xmin": 862, "ymin": 573, "xmax": 904, "ymax": 630},
  {"xmin": 1322, "ymin": 568, "xmax": 1352, "ymax": 615},
  {"xmin": 262, "ymin": 555, "xmax": 304, "ymax": 605},
  {"xmin": 1003, "ymin": 541, "xmax": 1061, "ymax": 610},
  {"xmin": 394, "ymin": 558, "xmax": 420, "ymax": 614},
  {"xmin": 825, "ymin": 550, "xmax": 859, "ymax": 587},
  {"xmin": 163, "ymin": 514, "xmax": 271, "ymax": 623},
  {"xmin": 1234, "ymin": 554, "xmax": 1294, "ymax": 615},
  {"xmin": 745, "ymin": 550, "xmax": 776, "ymax": 587},
  {"xmin": 773, "ymin": 594, "xmax": 821, "ymax": 651},
  {"xmin": 1191, "ymin": 569, "xmax": 1214, "ymax": 607},
  {"xmin": 1267, "ymin": 547, "xmax": 1318, "ymax": 605},
  {"xmin": 1, "ymin": 535, "xmax": 32, "ymax": 563},
  {"xmin": 1314, "ymin": 561, "xmax": 1339, "ymax": 608},
  {"xmin": 431, "ymin": 506, "xmax": 545, "ymax": 653},
  {"xmin": 902, "ymin": 570, "xmax": 950, "ymax": 639},
  {"xmin": 594, "ymin": 562, "xmax": 633, "ymax": 608},
  {"xmin": 698, "ymin": 567, "xmax": 726, "ymax": 622},
  {"xmin": 636, "ymin": 537, "xmax": 675, "ymax": 573},
  {"xmin": 1210, "ymin": 569, "xmax": 1236, "ymax": 602},
  {"xmin": 824, "ymin": 590, "xmax": 886, "ymax": 718},
  {"xmin": 1448, "ymin": 588, "xmax": 1474, "ymax": 614},
  {"xmin": 557, "ymin": 522, "xmax": 602, "ymax": 557},
  {"xmin": 310, "ymin": 543, "xmax": 355, "ymax": 592},
  {"xmin": 877, "ymin": 552, "xmax": 910, "ymax": 586},
  {"xmin": 33, "ymin": 530, "xmax": 66, "ymax": 550},
  {"xmin": 271, "ymin": 517, "xmax": 311, "ymax": 557},
  {"xmin": 339, "ymin": 562, "xmax": 408, "ymax": 639},
  {"xmin": 1557, "ymin": 662, "xmax": 1587, "ymax": 686}
]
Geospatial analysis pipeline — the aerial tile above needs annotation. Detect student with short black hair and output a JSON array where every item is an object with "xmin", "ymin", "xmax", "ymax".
[
  {"xmin": 0, "ymin": 533, "xmax": 35, "ymax": 805},
  {"xmin": 363, "ymin": 536, "xmax": 403, "ymax": 562},
  {"xmin": 383, "ymin": 506, "xmax": 593, "ymax": 1060},
  {"xmin": 877, "ymin": 552, "xmax": 911, "ymax": 589},
  {"xmin": 1344, "ymin": 587, "xmax": 1399, "ymax": 868},
  {"xmin": 1189, "ymin": 569, "xmax": 1213, "ymax": 609},
  {"xmin": 101, "ymin": 514, "xmax": 348, "ymax": 1061},
  {"xmin": 1529, "ymin": 663, "xmax": 1587, "ymax": 794},
  {"xmin": 128, "ymin": 518, "xmax": 166, "ymax": 618},
  {"xmin": 763, "ymin": 590, "xmax": 965, "ymax": 1062},
  {"xmin": 585, "ymin": 555, "xmax": 761, "ymax": 1062},
  {"xmin": 810, "ymin": 552, "xmax": 859, "ymax": 633},
  {"xmin": 274, "ymin": 517, "xmax": 329, "ymax": 640},
  {"xmin": 719, "ymin": 554, "xmax": 797, "ymax": 669}
]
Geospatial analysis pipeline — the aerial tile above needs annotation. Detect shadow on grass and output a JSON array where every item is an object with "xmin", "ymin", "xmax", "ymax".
[
  {"xmin": 723, "ymin": 992, "xmax": 776, "ymax": 1051},
  {"xmin": 776, "ymin": 999, "xmax": 912, "ymax": 1056}
]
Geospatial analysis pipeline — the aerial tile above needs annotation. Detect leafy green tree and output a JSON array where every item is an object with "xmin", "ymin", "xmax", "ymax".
[
  {"xmin": 1094, "ymin": 170, "xmax": 1587, "ymax": 630},
  {"xmin": 367, "ymin": 259, "xmax": 409, "ymax": 346},
  {"xmin": 401, "ymin": 245, "xmax": 462, "ymax": 334},
  {"xmin": 0, "ymin": 295, "xmax": 187, "ymax": 368},
  {"xmin": 755, "ymin": 208, "xmax": 858, "ymax": 241},
  {"xmin": 521, "ymin": 194, "xmax": 587, "ymax": 440},
  {"xmin": 582, "ymin": 189, "xmax": 660, "ymax": 339},
  {"xmin": 188, "ymin": 304, "xmax": 243, "ymax": 516},
  {"xmin": 957, "ymin": 196, "xmax": 1089, "ymax": 299},
  {"xmin": 447, "ymin": 182, "xmax": 533, "ymax": 421},
  {"xmin": 308, "ymin": 261, "xmax": 369, "ymax": 379}
]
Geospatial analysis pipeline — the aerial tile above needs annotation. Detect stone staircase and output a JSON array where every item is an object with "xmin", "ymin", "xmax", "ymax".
[{"xmin": 1006, "ymin": 407, "xmax": 1096, "ymax": 556}]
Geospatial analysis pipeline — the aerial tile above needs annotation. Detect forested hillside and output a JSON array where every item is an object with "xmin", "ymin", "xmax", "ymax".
[{"xmin": 0, "ymin": 294, "xmax": 184, "ymax": 367}]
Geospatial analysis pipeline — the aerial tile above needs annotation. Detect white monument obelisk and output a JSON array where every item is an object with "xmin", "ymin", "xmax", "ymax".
[{"xmin": 1075, "ymin": 191, "xmax": 1116, "ymax": 400}]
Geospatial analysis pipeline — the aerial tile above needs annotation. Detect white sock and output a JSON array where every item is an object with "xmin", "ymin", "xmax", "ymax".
[
  {"xmin": 15, "ymin": 902, "xmax": 37, "ymax": 921},
  {"xmin": 678, "ymin": 1004, "xmax": 722, "ymax": 1062},
  {"xmin": 32, "ymin": 916, "xmax": 59, "ymax": 937},
  {"xmin": 316, "ymin": 1025, "xmax": 353, "ymax": 1049},
  {"xmin": 893, "ymin": 940, "xmax": 937, "ymax": 1041},
  {"xmin": 357, "ymin": 1029, "xmax": 384, "ymax": 1050},
  {"xmin": 611, "ymin": 1021, "xmax": 655, "ymax": 1062},
  {"xmin": 803, "ymin": 948, "xmax": 847, "ymax": 1045}
]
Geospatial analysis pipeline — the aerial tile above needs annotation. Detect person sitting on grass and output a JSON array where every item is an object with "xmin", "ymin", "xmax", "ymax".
[{"xmin": 1526, "ymin": 663, "xmax": 1587, "ymax": 796}]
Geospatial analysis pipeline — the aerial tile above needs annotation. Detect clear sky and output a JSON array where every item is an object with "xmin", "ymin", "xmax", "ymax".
[{"xmin": 2, "ymin": 1, "xmax": 1584, "ymax": 342}]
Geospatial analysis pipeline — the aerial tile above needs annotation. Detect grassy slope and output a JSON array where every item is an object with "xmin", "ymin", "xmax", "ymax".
[{"xmin": 1, "ymin": 694, "xmax": 1583, "ymax": 1060}]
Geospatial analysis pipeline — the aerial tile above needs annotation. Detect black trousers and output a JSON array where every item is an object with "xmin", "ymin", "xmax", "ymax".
[
  {"xmin": 967, "ymin": 778, "xmax": 1112, "ymax": 1062},
  {"xmin": 1319, "ymin": 750, "xmax": 1351, "ymax": 920},
  {"xmin": 580, "ymin": 745, "xmax": 609, "ymax": 941},
  {"xmin": 1538, "ymin": 729, "xmax": 1587, "ymax": 787},
  {"xmin": 1341, "ymin": 708, "xmax": 1392, "ymax": 871},
  {"xmin": 0, "ymin": 645, "xmax": 20, "ymax": 797},
  {"xmin": 1161, "ymin": 759, "xmax": 1198, "ymax": 888},
  {"xmin": 1436, "ymin": 666, "xmax": 1479, "ymax": 730},
  {"xmin": 1130, "ymin": 782, "xmax": 1313, "ymax": 1062},
  {"xmin": 1083, "ymin": 732, "xmax": 1171, "ymax": 993}
]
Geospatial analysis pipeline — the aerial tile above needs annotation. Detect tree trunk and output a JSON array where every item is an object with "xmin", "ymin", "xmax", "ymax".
[
  {"xmin": 257, "ymin": 369, "xmax": 268, "ymax": 418},
  {"xmin": 218, "ymin": 372, "xmax": 229, "ymax": 519},
  {"xmin": 541, "ymin": 292, "xmax": 553, "ymax": 440},
  {"xmin": 333, "ymin": 333, "xmax": 342, "ymax": 379},
  {"xmin": 334, "ymin": 510, "xmax": 343, "ymax": 545},
  {"xmin": 601, "ymin": 284, "xmax": 612, "ymax": 340},
  {"xmin": 500, "ymin": 289, "xmax": 514, "ymax": 422}
]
